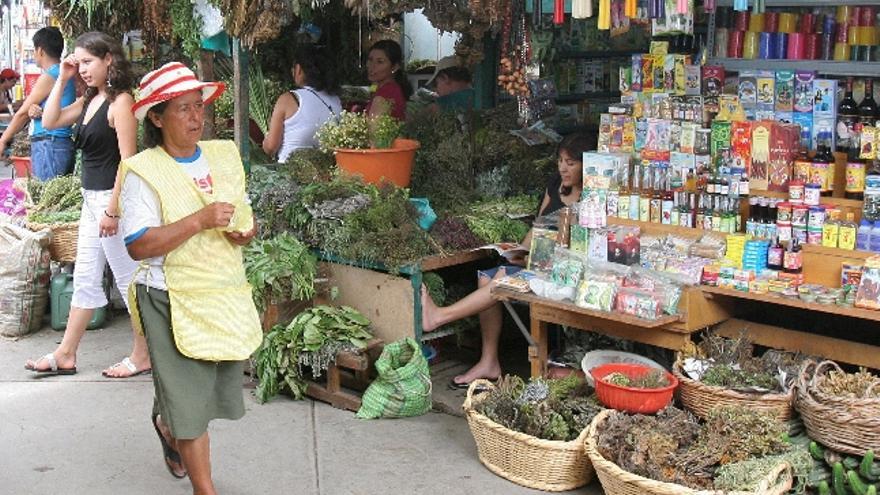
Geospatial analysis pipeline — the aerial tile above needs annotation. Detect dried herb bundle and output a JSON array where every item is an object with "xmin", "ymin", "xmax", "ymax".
[
  {"xmin": 820, "ymin": 367, "xmax": 880, "ymax": 399},
  {"xmin": 475, "ymin": 374, "xmax": 602, "ymax": 442},
  {"xmin": 283, "ymin": 148, "xmax": 337, "ymax": 184},
  {"xmin": 429, "ymin": 217, "xmax": 483, "ymax": 251},
  {"xmin": 597, "ymin": 406, "xmax": 791, "ymax": 490},
  {"xmin": 603, "ymin": 370, "xmax": 670, "ymax": 389},
  {"xmin": 687, "ymin": 330, "xmax": 801, "ymax": 392}
]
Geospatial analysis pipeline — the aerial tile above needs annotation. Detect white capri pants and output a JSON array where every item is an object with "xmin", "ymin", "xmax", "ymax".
[{"xmin": 71, "ymin": 189, "xmax": 139, "ymax": 311}]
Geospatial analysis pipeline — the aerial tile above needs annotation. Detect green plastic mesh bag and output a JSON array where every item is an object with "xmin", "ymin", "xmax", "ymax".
[{"xmin": 357, "ymin": 338, "xmax": 432, "ymax": 419}]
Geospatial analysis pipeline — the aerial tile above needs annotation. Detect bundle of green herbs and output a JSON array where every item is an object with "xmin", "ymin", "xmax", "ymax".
[
  {"xmin": 316, "ymin": 111, "xmax": 401, "ymax": 151},
  {"xmin": 474, "ymin": 374, "xmax": 603, "ymax": 442},
  {"xmin": 603, "ymin": 369, "xmax": 670, "ymax": 389},
  {"xmin": 463, "ymin": 214, "xmax": 530, "ymax": 244},
  {"xmin": 597, "ymin": 405, "xmax": 794, "ymax": 490},
  {"xmin": 244, "ymin": 232, "xmax": 317, "ymax": 314},
  {"xmin": 27, "ymin": 175, "xmax": 82, "ymax": 224},
  {"xmin": 254, "ymin": 305, "xmax": 372, "ymax": 403},
  {"xmin": 282, "ymin": 148, "xmax": 337, "ymax": 184},
  {"xmin": 428, "ymin": 216, "xmax": 483, "ymax": 251},
  {"xmin": 684, "ymin": 330, "xmax": 803, "ymax": 392}
]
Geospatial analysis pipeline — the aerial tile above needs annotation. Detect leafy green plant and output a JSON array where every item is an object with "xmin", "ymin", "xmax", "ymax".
[
  {"xmin": 316, "ymin": 111, "xmax": 401, "ymax": 151},
  {"xmin": 254, "ymin": 305, "xmax": 372, "ymax": 402},
  {"xmin": 170, "ymin": 0, "xmax": 203, "ymax": 62},
  {"xmin": 27, "ymin": 175, "xmax": 82, "ymax": 225},
  {"xmin": 244, "ymin": 233, "xmax": 317, "ymax": 314}
]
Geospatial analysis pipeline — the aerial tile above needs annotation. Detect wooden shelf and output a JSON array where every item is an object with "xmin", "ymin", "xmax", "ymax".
[
  {"xmin": 492, "ymin": 287, "xmax": 682, "ymax": 328},
  {"xmin": 420, "ymin": 249, "xmax": 491, "ymax": 272},
  {"xmin": 750, "ymin": 188, "xmax": 863, "ymax": 211},
  {"xmin": 701, "ymin": 285, "xmax": 880, "ymax": 323},
  {"xmin": 607, "ymin": 216, "xmax": 724, "ymax": 240}
]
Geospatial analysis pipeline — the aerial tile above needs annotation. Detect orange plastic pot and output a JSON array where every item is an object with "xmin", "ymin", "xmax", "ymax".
[
  {"xmin": 10, "ymin": 156, "xmax": 31, "ymax": 178},
  {"xmin": 334, "ymin": 138, "xmax": 420, "ymax": 188}
]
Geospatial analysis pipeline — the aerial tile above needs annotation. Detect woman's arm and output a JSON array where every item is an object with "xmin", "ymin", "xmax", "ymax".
[
  {"xmin": 262, "ymin": 93, "xmax": 297, "ymax": 157},
  {"xmin": 99, "ymin": 94, "xmax": 138, "ymax": 237},
  {"xmin": 128, "ymin": 202, "xmax": 236, "ymax": 260},
  {"xmin": 42, "ymin": 56, "xmax": 84, "ymax": 130}
]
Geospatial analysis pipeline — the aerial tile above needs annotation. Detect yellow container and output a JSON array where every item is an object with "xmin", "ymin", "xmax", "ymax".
[
  {"xmin": 834, "ymin": 43, "xmax": 851, "ymax": 61},
  {"xmin": 837, "ymin": 6, "xmax": 852, "ymax": 24},
  {"xmin": 778, "ymin": 13, "xmax": 797, "ymax": 33},
  {"xmin": 743, "ymin": 32, "xmax": 760, "ymax": 59},
  {"xmin": 749, "ymin": 13, "xmax": 765, "ymax": 32}
]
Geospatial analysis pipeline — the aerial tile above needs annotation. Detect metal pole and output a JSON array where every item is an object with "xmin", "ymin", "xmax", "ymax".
[{"xmin": 232, "ymin": 37, "xmax": 250, "ymax": 173}]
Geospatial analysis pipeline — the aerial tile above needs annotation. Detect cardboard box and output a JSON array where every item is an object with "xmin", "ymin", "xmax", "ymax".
[{"xmin": 793, "ymin": 71, "xmax": 816, "ymax": 113}]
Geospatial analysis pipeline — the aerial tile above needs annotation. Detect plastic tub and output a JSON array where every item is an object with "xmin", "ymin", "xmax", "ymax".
[
  {"xmin": 590, "ymin": 363, "xmax": 678, "ymax": 414},
  {"xmin": 580, "ymin": 350, "xmax": 665, "ymax": 387}
]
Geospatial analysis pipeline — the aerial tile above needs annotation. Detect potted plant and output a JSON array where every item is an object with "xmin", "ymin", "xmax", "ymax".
[
  {"xmin": 316, "ymin": 110, "xmax": 420, "ymax": 187},
  {"xmin": 9, "ymin": 131, "xmax": 31, "ymax": 179}
]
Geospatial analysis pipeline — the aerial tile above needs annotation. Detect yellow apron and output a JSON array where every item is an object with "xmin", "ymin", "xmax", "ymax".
[{"xmin": 120, "ymin": 140, "xmax": 261, "ymax": 361}]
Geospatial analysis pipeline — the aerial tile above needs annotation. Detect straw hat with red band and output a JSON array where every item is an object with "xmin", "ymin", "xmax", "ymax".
[{"xmin": 132, "ymin": 62, "xmax": 225, "ymax": 121}]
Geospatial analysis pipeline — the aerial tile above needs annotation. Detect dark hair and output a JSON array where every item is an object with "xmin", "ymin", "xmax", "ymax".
[
  {"xmin": 292, "ymin": 45, "xmax": 339, "ymax": 95},
  {"xmin": 75, "ymin": 32, "xmax": 134, "ymax": 104},
  {"xmin": 143, "ymin": 101, "xmax": 169, "ymax": 148},
  {"xmin": 436, "ymin": 66, "xmax": 472, "ymax": 84},
  {"xmin": 557, "ymin": 133, "xmax": 596, "ymax": 195},
  {"xmin": 33, "ymin": 27, "xmax": 64, "ymax": 59},
  {"xmin": 557, "ymin": 132, "xmax": 596, "ymax": 160},
  {"xmin": 369, "ymin": 39, "xmax": 413, "ymax": 99}
]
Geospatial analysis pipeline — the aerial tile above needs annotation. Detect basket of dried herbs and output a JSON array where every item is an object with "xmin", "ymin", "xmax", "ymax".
[
  {"xmin": 795, "ymin": 360, "xmax": 880, "ymax": 456},
  {"xmin": 674, "ymin": 331, "xmax": 798, "ymax": 422},
  {"xmin": 25, "ymin": 175, "xmax": 82, "ymax": 262},
  {"xmin": 462, "ymin": 374, "xmax": 603, "ymax": 491},
  {"xmin": 585, "ymin": 407, "xmax": 800, "ymax": 495}
]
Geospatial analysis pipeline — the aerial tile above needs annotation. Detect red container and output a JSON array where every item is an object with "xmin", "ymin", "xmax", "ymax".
[
  {"xmin": 590, "ymin": 363, "xmax": 678, "ymax": 414},
  {"xmin": 10, "ymin": 156, "xmax": 31, "ymax": 178}
]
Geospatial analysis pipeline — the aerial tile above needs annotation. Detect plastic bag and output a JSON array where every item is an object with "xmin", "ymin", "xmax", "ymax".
[
  {"xmin": 0, "ymin": 179, "xmax": 27, "ymax": 218},
  {"xmin": 551, "ymin": 246, "xmax": 585, "ymax": 288},
  {"xmin": 357, "ymin": 338, "xmax": 432, "ymax": 419},
  {"xmin": 0, "ymin": 224, "xmax": 51, "ymax": 337},
  {"xmin": 574, "ymin": 260, "xmax": 629, "ymax": 311}
]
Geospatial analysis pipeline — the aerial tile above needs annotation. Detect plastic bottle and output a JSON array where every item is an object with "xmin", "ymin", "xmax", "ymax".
[
  {"xmin": 838, "ymin": 212, "xmax": 857, "ymax": 250},
  {"xmin": 872, "ymin": 221, "xmax": 880, "ymax": 253},
  {"xmin": 857, "ymin": 219, "xmax": 873, "ymax": 251}
]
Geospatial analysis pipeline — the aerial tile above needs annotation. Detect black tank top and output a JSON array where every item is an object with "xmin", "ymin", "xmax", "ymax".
[
  {"xmin": 539, "ymin": 173, "xmax": 567, "ymax": 217},
  {"xmin": 75, "ymin": 98, "xmax": 120, "ymax": 191}
]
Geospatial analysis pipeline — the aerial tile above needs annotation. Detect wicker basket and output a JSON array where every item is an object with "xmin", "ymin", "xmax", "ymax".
[
  {"xmin": 27, "ymin": 221, "xmax": 78, "ymax": 262},
  {"xmin": 795, "ymin": 360, "xmax": 880, "ymax": 456},
  {"xmin": 673, "ymin": 358, "xmax": 794, "ymax": 422},
  {"xmin": 462, "ymin": 379, "xmax": 595, "ymax": 492},
  {"xmin": 584, "ymin": 410, "xmax": 793, "ymax": 495}
]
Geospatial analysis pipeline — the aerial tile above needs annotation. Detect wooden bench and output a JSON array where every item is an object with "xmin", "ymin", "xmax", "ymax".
[{"xmin": 304, "ymin": 338, "xmax": 384, "ymax": 412}]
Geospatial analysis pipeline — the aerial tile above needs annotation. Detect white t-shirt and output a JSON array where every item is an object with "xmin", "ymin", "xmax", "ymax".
[{"xmin": 121, "ymin": 147, "xmax": 214, "ymax": 291}]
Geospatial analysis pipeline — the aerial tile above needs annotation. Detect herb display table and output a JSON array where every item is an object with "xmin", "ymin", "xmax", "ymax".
[{"xmin": 491, "ymin": 286, "xmax": 732, "ymax": 378}]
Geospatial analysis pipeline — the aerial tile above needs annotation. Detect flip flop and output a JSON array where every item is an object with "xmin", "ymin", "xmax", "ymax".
[
  {"xmin": 26, "ymin": 353, "xmax": 77, "ymax": 377},
  {"xmin": 152, "ymin": 412, "xmax": 187, "ymax": 479},
  {"xmin": 102, "ymin": 357, "xmax": 152, "ymax": 379},
  {"xmin": 448, "ymin": 376, "xmax": 501, "ymax": 391}
]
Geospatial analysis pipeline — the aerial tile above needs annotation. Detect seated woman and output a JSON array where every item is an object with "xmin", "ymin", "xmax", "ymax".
[
  {"xmin": 365, "ymin": 39, "xmax": 412, "ymax": 121},
  {"xmin": 421, "ymin": 132, "xmax": 596, "ymax": 388},
  {"xmin": 263, "ymin": 44, "xmax": 341, "ymax": 162}
]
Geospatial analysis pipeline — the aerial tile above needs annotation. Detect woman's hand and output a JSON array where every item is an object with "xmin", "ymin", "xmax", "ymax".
[
  {"xmin": 224, "ymin": 221, "xmax": 257, "ymax": 246},
  {"xmin": 99, "ymin": 214, "xmax": 119, "ymax": 238},
  {"xmin": 27, "ymin": 104, "xmax": 42, "ymax": 119},
  {"xmin": 60, "ymin": 55, "xmax": 79, "ymax": 82},
  {"xmin": 197, "ymin": 202, "xmax": 235, "ymax": 230}
]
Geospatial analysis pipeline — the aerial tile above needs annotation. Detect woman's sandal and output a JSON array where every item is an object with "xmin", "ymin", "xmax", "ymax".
[
  {"xmin": 25, "ymin": 353, "xmax": 77, "ymax": 377},
  {"xmin": 151, "ymin": 412, "xmax": 187, "ymax": 479}
]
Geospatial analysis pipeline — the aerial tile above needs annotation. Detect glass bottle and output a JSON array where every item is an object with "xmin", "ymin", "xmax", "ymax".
[{"xmin": 837, "ymin": 77, "xmax": 859, "ymax": 154}]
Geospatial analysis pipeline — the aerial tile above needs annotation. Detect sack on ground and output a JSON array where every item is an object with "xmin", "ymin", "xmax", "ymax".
[
  {"xmin": 0, "ymin": 224, "xmax": 51, "ymax": 337},
  {"xmin": 357, "ymin": 337, "xmax": 432, "ymax": 419}
]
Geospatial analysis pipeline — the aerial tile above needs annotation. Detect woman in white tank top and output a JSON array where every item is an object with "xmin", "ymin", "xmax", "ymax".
[{"xmin": 263, "ymin": 45, "xmax": 341, "ymax": 163}]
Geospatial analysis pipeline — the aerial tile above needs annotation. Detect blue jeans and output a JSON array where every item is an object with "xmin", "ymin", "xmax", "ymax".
[{"xmin": 31, "ymin": 137, "xmax": 75, "ymax": 181}]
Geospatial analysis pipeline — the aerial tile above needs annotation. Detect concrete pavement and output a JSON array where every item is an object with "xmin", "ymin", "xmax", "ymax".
[{"xmin": 1, "ymin": 313, "xmax": 604, "ymax": 495}]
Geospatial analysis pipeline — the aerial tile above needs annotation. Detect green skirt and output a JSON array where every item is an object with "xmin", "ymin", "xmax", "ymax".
[{"xmin": 136, "ymin": 284, "xmax": 246, "ymax": 440}]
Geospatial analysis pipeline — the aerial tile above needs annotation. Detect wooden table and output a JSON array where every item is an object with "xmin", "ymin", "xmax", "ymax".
[{"xmin": 491, "ymin": 286, "xmax": 730, "ymax": 378}]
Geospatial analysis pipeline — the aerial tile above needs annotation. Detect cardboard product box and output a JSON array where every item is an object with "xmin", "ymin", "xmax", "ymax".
[
  {"xmin": 664, "ymin": 55, "xmax": 676, "ymax": 93},
  {"xmin": 620, "ymin": 65, "xmax": 633, "ymax": 95},
  {"xmin": 751, "ymin": 120, "xmax": 773, "ymax": 187},
  {"xmin": 631, "ymin": 54, "xmax": 643, "ymax": 92},
  {"xmin": 598, "ymin": 113, "xmax": 612, "ymax": 152},
  {"xmin": 674, "ymin": 55, "xmax": 687, "ymax": 95},
  {"xmin": 583, "ymin": 152, "xmax": 619, "ymax": 179},
  {"xmin": 793, "ymin": 71, "xmax": 816, "ymax": 113},
  {"xmin": 756, "ymin": 71, "xmax": 776, "ymax": 113},
  {"xmin": 775, "ymin": 70, "xmax": 795, "ymax": 113},
  {"xmin": 812, "ymin": 117, "xmax": 836, "ymax": 150},
  {"xmin": 812, "ymin": 79, "xmax": 838, "ymax": 119},
  {"xmin": 731, "ymin": 121, "xmax": 753, "ymax": 177},
  {"xmin": 680, "ymin": 122, "xmax": 697, "ymax": 154},
  {"xmin": 775, "ymin": 111, "xmax": 794, "ymax": 124},
  {"xmin": 769, "ymin": 123, "xmax": 799, "ymax": 192},
  {"xmin": 642, "ymin": 56, "xmax": 654, "ymax": 93},
  {"xmin": 793, "ymin": 112, "xmax": 814, "ymax": 150},
  {"xmin": 685, "ymin": 64, "xmax": 701, "ymax": 96},
  {"xmin": 738, "ymin": 71, "xmax": 758, "ymax": 111},
  {"xmin": 711, "ymin": 119, "xmax": 732, "ymax": 157}
]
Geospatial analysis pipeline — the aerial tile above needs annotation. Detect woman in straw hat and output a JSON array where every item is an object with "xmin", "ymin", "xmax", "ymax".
[
  {"xmin": 27, "ymin": 31, "xmax": 148, "ymax": 379},
  {"xmin": 119, "ymin": 62, "xmax": 262, "ymax": 493}
]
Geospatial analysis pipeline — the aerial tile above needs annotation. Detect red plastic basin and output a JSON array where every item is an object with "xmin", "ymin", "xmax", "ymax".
[{"xmin": 590, "ymin": 363, "xmax": 678, "ymax": 414}]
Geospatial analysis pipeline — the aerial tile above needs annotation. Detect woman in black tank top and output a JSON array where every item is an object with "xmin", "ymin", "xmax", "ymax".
[{"xmin": 26, "ymin": 32, "xmax": 151, "ymax": 381}]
